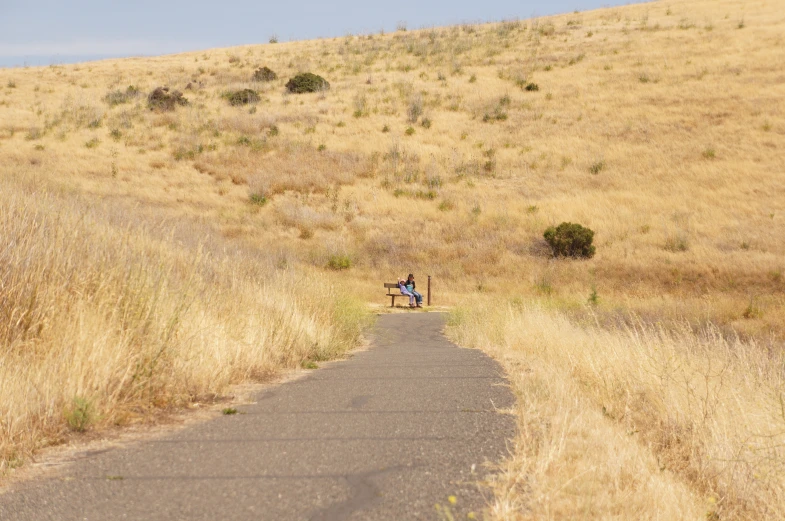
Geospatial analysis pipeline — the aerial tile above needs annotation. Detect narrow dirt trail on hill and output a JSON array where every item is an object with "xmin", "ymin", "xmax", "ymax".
[{"xmin": 0, "ymin": 313, "xmax": 515, "ymax": 521}]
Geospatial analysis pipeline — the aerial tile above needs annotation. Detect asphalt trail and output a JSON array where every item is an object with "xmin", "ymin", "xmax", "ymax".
[{"xmin": 0, "ymin": 313, "xmax": 515, "ymax": 520}]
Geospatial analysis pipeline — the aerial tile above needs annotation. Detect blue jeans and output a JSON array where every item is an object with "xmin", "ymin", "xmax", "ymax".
[{"xmin": 411, "ymin": 290, "xmax": 423, "ymax": 305}]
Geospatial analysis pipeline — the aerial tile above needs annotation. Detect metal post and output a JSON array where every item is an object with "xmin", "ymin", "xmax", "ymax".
[{"xmin": 427, "ymin": 275, "xmax": 432, "ymax": 306}]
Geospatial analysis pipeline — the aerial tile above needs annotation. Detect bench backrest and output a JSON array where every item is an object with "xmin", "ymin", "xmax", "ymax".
[{"xmin": 384, "ymin": 283, "xmax": 403, "ymax": 294}]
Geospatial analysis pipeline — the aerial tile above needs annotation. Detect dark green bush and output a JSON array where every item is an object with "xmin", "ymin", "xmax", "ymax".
[
  {"xmin": 147, "ymin": 87, "xmax": 188, "ymax": 111},
  {"xmin": 525, "ymin": 82, "xmax": 540, "ymax": 91},
  {"xmin": 224, "ymin": 89, "xmax": 260, "ymax": 106},
  {"xmin": 285, "ymin": 73, "xmax": 330, "ymax": 94},
  {"xmin": 543, "ymin": 222, "xmax": 596, "ymax": 258},
  {"xmin": 252, "ymin": 66, "xmax": 278, "ymax": 82}
]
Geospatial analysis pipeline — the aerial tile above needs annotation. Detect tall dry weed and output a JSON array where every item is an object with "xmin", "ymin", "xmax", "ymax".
[
  {"xmin": 0, "ymin": 176, "xmax": 368, "ymax": 473},
  {"xmin": 448, "ymin": 302, "xmax": 785, "ymax": 520}
]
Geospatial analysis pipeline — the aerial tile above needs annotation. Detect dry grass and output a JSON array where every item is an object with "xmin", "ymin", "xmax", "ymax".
[
  {"xmin": 1, "ymin": 0, "xmax": 781, "ymax": 334},
  {"xmin": 1, "ymin": 0, "xmax": 784, "ymax": 514},
  {"xmin": 0, "ymin": 173, "xmax": 368, "ymax": 474},
  {"xmin": 448, "ymin": 301, "xmax": 785, "ymax": 519}
]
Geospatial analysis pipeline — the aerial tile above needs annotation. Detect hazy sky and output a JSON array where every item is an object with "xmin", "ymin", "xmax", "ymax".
[{"xmin": 0, "ymin": 1, "xmax": 630, "ymax": 67}]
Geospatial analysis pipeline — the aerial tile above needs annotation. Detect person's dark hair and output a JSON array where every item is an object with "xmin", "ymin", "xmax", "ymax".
[{"xmin": 407, "ymin": 273, "xmax": 414, "ymax": 280}]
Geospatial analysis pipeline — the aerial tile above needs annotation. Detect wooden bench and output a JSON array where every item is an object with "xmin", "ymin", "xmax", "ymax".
[{"xmin": 384, "ymin": 283, "xmax": 410, "ymax": 307}]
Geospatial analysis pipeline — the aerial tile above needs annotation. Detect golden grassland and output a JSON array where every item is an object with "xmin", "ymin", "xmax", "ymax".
[
  {"xmin": 1, "ymin": 0, "xmax": 784, "ymax": 516},
  {"xmin": 0, "ymin": 1, "xmax": 785, "ymax": 333},
  {"xmin": 1, "ymin": 0, "xmax": 782, "ymax": 334}
]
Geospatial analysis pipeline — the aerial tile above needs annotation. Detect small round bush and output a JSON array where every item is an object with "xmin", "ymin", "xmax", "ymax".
[
  {"xmin": 224, "ymin": 89, "xmax": 260, "ymax": 106},
  {"xmin": 543, "ymin": 222, "xmax": 596, "ymax": 258},
  {"xmin": 285, "ymin": 73, "xmax": 330, "ymax": 94},
  {"xmin": 147, "ymin": 87, "xmax": 188, "ymax": 111},
  {"xmin": 252, "ymin": 66, "xmax": 277, "ymax": 82}
]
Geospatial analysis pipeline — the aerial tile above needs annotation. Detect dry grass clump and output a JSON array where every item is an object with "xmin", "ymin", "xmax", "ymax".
[
  {"xmin": 195, "ymin": 141, "xmax": 369, "ymax": 195},
  {"xmin": 448, "ymin": 302, "xmax": 785, "ymax": 520},
  {"xmin": 0, "ymin": 175, "xmax": 368, "ymax": 474}
]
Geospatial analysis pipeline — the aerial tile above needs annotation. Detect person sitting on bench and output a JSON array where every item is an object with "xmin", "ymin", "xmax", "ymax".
[
  {"xmin": 405, "ymin": 273, "xmax": 423, "ymax": 308},
  {"xmin": 398, "ymin": 277, "xmax": 416, "ymax": 307}
]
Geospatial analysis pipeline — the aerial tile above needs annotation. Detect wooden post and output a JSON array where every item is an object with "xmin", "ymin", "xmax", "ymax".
[{"xmin": 427, "ymin": 275, "xmax": 432, "ymax": 306}]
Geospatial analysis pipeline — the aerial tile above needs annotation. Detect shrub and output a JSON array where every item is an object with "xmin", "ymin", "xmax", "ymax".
[
  {"xmin": 249, "ymin": 192, "xmax": 267, "ymax": 206},
  {"xmin": 224, "ymin": 89, "xmax": 260, "ymax": 106},
  {"xmin": 483, "ymin": 106, "xmax": 508, "ymax": 122},
  {"xmin": 353, "ymin": 94, "xmax": 368, "ymax": 117},
  {"xmin": 587, "ymin": 285, "xmax": 600, "ymax": 305},
  {"xmin": 104, "ymin": 85, "xmax": 140, "ymax": 106},
  {"xmin": 65, "ymin": 397, "xmax": 94, "ymax": 432},
  {"xmin": 525, "ymin": 82, "xmax": 539, "ymax": 91},
  {"xmin": 25, "ymin": 128, "xmax": 43, "ymax": 141},
  {"xmin": 285, "ymin": 73, "xmax": 330, "ymax": 94},
  {"xmin": 421, "ymin": 118, "xmax": 432, "ymax": 129},
  {"xmin": 407, "ymin": 95, "xmax": 423, "ymax": 123},
  {"xmin": 543, "ymin": 222, "xmax": 596, "ymax": 258},
  {"xmin": 252, "ymin": 66, "xmax": 277, "ymax": 82},
  {"xmin": 589, "ymin": 160, "xmax": 605, "ymax": 175},
  {"xmin": 298, "ymin": 226, "xmax": 314, "ymax": 239},
  {"xmin": 327, "ymin": 254, "xmax": 352, "ymax": 270},
  {"xmin": 147, "ymin": 87, "xmax": 188, "ymax": 112},
  {"xmin": 742, "ymin": 298, "xmax": 762, "ymax": 319},
  {"xmin": 664, "ymin": 234, "xmax": 689, "ymax": 252},
  {"xmin": 438, "ymin": 200, "xmax": 455, "ymax": 211}
]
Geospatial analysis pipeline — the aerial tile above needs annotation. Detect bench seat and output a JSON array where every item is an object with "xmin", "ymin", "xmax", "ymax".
[{"xmin": 384, "ymin": 283, "xmax": 411, "ymax": 307}]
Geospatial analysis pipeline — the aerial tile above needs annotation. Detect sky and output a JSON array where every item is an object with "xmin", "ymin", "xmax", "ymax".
[{"xmin": 0, "ymin": 0, "xmax": 631, "ymax": 68}]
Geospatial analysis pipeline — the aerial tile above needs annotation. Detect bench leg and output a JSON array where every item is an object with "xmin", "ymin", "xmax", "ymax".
[{"xmin": 391, "ymin": 295, "xmax": 395, "ymax": 308}]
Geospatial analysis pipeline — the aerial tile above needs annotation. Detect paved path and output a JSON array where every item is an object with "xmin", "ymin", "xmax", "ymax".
[{"xmin": 0, "ymin": 313, "xmax": 515, "ymax": 520}]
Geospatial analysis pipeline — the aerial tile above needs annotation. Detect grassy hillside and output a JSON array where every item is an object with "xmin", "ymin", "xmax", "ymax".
[
  {"xmin": 1, "ymin": 0, "xmax": 783, "ymax": 334},
  {"xmin": 1, "ymin": 0, "xmax": 784, "ymax": 516}
]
